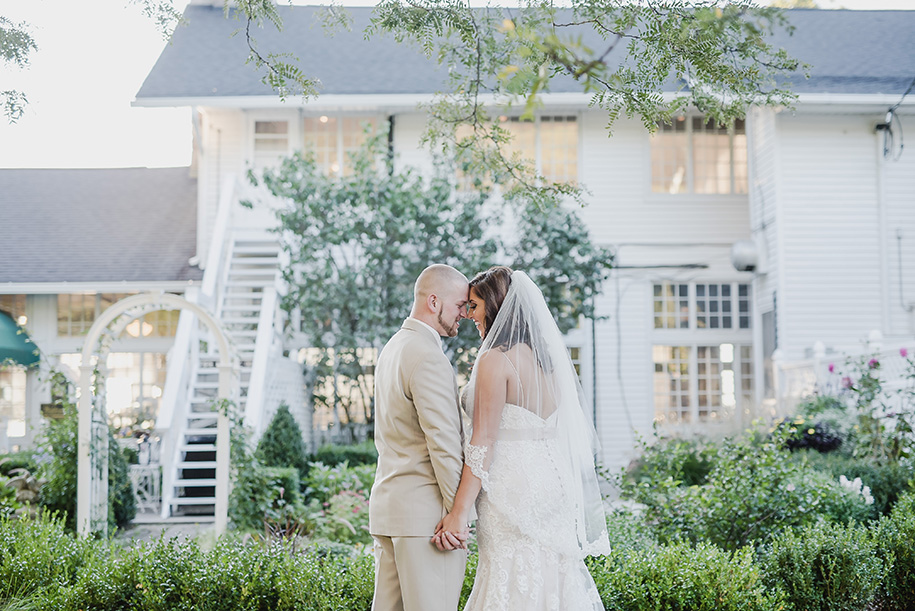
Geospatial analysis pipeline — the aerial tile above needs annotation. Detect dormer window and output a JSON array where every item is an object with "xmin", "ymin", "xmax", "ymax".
[
  {"xmin": 253, "ymin": 120, "xmax": 290, "ymax": 169},
  {"xmin": 303, "ymin": 116, "xmax": 377, "ymax": 177},
  {"xmin": 651, "ymin": 117, "xmax": 747, "ymax": 195}
]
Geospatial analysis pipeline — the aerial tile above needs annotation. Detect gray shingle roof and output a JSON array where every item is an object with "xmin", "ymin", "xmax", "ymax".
[
  {"xmin": 136, "ymin": 6, "xmax": 915, "ymax": 102},
  {"xmin": 0, "ymin": 168, "xmax": 202, "ymax": 284}
]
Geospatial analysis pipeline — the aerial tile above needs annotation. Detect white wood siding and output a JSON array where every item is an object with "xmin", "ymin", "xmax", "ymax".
[
  {"xmin": 198, "ymin": 108, "xmax": 245, "ymax": 259},
  {"xmin": 882, "ymin": 130, "xmax": 915, "ymax": 338},
  {"xmin": 748, "ymin": 107, "xmax": 780, "ymax": 315},
  {"xmin": 579, "ymin": 111, "xmax": 751, "ymax": 247},
  {"xmin": 775, "ymin": 114, "xmax": 884, "ymax": 357},
  {"xmin": 591, "ymin": 275, "xmax": 654, "ymax": 474}
]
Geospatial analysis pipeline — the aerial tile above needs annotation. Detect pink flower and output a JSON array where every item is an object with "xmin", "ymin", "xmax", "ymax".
[
  {"xmin": 901, "ymin": 348, "xmax": 909, "ymax": 358},
  {"xmin": 828, "ymin": 363, "xmax": 835, "ymax": 373},
  {"xmin": 842, "ymin": 376, "xmax": 854, "ymax": 389},
  {"xmin": 868, "ymin": 358, "xmax": 879, "ymax": 369}
]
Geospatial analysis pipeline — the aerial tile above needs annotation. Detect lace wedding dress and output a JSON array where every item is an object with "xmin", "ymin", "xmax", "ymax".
[
  {"xmin": 458, "ymin": 270, "xmax": 610, "ymax": 611},
  {"xmin": 463, "ymin": 400, "xmax": 605, "ymax": 611}
]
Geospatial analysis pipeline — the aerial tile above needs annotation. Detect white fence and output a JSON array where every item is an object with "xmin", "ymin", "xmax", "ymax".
[{"xmin": 772, "ymin": 335, "xmax": 913, "ymax": 419}]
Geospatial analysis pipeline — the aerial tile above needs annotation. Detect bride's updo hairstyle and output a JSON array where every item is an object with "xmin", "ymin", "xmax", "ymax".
[{"xmin": 469, "ymin": 266, "xmax": 512, "ymax": 341}]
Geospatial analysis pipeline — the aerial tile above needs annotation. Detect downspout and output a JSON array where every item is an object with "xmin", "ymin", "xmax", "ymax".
[{"xmin": 875, "ymin": 121, "xmax": 891, "ymax": 336}]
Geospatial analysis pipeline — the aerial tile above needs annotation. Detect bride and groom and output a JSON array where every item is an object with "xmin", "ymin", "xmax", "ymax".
[{"xmin": 369, "ymin": 264, "xmax": 610, "ymax": 611}]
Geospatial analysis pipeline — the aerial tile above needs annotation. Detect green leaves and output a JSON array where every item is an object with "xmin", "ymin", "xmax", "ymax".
[{"xmin": 249, "ymin": 124, "xmax": 612, "ymax": 431}]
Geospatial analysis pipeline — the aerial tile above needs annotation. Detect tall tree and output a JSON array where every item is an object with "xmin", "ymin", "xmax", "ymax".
[
  {"xmin": 0, "ymin": 16, "xmax": 36, "ymax": 122},
  {"xmin": 246, "ymin": 128, "xmax": 613, "ymax": 438}
]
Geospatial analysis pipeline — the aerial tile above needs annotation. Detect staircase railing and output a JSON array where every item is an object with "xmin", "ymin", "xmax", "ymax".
[
  {"xmin": 244, "ymin": 285, "xmax": 278, "ymax": 437},
  {"xmin": 156, "ymin": 173, "xmax": 237, "ymax": 519},
  {"xmin": 156, "ymin": 301, "xmax": 197, "ymax": 518}
]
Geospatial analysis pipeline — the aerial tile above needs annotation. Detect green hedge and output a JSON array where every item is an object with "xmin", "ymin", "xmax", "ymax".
[
  {"xmin": 761, "ymin": 521, "xmax": 884, "ymax": 611},
  {"xmin": 592, "ymin": 541, "xmax": 782, "ymax": 611},
  {"xmin": 308, "ymin": 441, "xmax": 378, "ymax": 468},
  {"xmin": 5, "ymin": 503, "xmax": 915, "ymax": 611},
  {"xmin": 873, "ymin": 492, "xmax": 915, "ymax": 610}
]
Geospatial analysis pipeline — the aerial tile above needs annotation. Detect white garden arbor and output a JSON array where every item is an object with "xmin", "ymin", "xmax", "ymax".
[{"xmin": 77, "ymin": 293, "xmax": 237, "ymax": 537}]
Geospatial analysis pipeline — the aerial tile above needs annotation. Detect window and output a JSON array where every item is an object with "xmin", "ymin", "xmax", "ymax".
[
  {"xmin": 652, "ymin": 281, "xmax": 753, "ymax": 425},
  {"xmin": 253, "ymin": 120, "xmax": 290, "ymax": 169},
  {"xmin": 57, "ymin": 294, "xmax": 179, "ymax": 337},
  {"xmin": 0, "ymin": 295, "xmax": 26, "ymax": 326},
  {"xmin": 651, "ymin": 117, "xmax": 747, "ymax": 195},
  {"xmin": 0, "ymin": 367, "xmax": 27, "ymax": 442},
  {"xmin": 653, "ymin": 343, "xmax": 753, "ymax": 425},
  {"xmin": 302, "ymin": 116, "xmax": 377, "ymax": 176},
  {"xmin": 654, "ymin": 282, "xmax": 751, "ymax": 330},
  {"xmin": 568, "ymin": 346, "xmax": 582, "ymax": 378},
  {"xmin": 58, "ymin": 352, "xmax": 167, "ymax": 432},
  {"xmin": 500, "ymin": 115, "xmax": 578, "ymax": 183}
]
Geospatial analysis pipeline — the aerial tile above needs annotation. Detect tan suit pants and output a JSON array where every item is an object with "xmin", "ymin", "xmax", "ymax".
[{"xmin": 372, "ymin": 535, "xmax": 467, "ymax": 611}]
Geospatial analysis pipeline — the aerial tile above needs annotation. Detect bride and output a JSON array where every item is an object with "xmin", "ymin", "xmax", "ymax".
[{"xmin": 434, "ymin": 266, "xmax": 610, "ymax": 610}]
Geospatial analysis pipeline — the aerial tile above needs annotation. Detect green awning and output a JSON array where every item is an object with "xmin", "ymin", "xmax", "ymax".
[{"xmin": 0, "ymin": 311, "xmax": 39, "ymax": 367}]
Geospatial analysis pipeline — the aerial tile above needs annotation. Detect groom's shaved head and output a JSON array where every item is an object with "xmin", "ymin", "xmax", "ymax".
[
  {"xmin": 411, "ymin": 264, "xmax": 469, "ymax": 337},
  {"xmin": 414, "ymin": 264, "xmax": 468, "ymax": 303}
]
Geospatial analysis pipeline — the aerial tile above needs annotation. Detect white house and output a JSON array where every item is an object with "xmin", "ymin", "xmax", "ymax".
[{"xmin": 1, "ymin": 3, "xmax": 913, "ymax": 519}]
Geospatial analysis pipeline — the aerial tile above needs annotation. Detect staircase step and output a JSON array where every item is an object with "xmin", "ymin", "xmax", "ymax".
[
  {"xmin": 170, "ymin": 497, "xmax": 215, "ymax": 506},
  {"xmin": 181, "ymin": 443, "xmax": 216, "ymax": 452},
  {"xmin": 184, "ymin": 427, "xmax": 217, "ymax": 436},
  {"xmin": 231, "ymin": 256, "xmax": 279, "ymax": 263},
  {"xmin": 220, "ymin": 317, "xmax": 259, "ymax": 325},
  {"xmin": 177, "ymin": 461, "xmax": 217, "ymax": 468},
  {"xmin": 226, "ymin": 280, "xmax": 270, "ymax": 288},
  {"xmin": 175, "ymin": 479, "xmax": 217, "ymax": 486},
  {"xmin": 233, "ymin": 246, "xmax": 280, "ymax": 254},
  {"xmin": 229, "ymin": 330, "xmax": 258, "ymax": 337},
  {"xmin": 229, "ymin": 268, "xmax": 277, "ymax": 276}
]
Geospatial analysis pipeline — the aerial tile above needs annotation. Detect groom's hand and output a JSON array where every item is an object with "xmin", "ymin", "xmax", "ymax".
[{"xmin": 432, "ymin": 520, "xmax": 470, "ymax": 551}]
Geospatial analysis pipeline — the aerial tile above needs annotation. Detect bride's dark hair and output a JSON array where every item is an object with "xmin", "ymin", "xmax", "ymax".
[{"xmin": 469, "ymin": 266, "xmax": 513, "ymax": 341}]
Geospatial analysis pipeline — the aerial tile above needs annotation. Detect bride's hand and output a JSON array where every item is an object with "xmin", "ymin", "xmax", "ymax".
[{"xmin": 431, "ymin": 514, "xmax": 470, "ymax": 551}]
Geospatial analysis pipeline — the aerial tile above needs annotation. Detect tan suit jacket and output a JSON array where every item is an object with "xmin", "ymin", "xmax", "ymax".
[{"xmin": 369, "ymin": 318, "xmax": 464, "ymax": 537}]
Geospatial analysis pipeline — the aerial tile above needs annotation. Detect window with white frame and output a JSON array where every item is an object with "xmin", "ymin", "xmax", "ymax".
[
  {"xmin": 0, "ymin": 367, "xmax": 27, "ymax": 443},
  {"xmin": 252, "ymin": 120, "xmax": 290, "ymax": 169},
  {"xmin": 302, "ymin": 115, "xmax": 378, "ymax": 177},
  {"xmin": 0, "ymin": 295, "xmax": 26, "ymax": 326},
  {"xmin": 500, "ymin": 115, "xmax": 578, "ymax": 183},
  {"xmin": 651, "ymin": 117, "xmax": 747, "ymax": 195},
  {"xmin": 57, "ymin": 294, "xmax": 179, "ymax": 338},
  {"xmin": 652, "ymin": 281, "xmax": 753, "ymax": 425}
]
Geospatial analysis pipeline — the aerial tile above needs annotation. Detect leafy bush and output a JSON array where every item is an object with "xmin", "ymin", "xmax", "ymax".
[
  {"xmin": 872, "ymin": 491, "xmax": 915, "ymax": 610},
  {"xmin": 591, "ymin": 541, "xmax": 782, "ymax": 611},
  {"xmin": 626, "ymin": 432, "xmax": 814, "ymax": 550},
  {"xmin": 37, "ymin": 388, "xmax": 135, "ymax": 532},
  {"xmin": 0, "ymin": 512, "xmax": 103, "ymax": 603},
  {"xmin": 625, "ymin": 436, "xmax": 715, "ymax": 488},
  {"xmin": 257, "ymin": 403, "xmax": 310, "ymax": 485},
  {"xmin": 0, "ymin": 451, "xmax": 37, "ymax": 476},
  {"xmin": 782, "ymin": 419, "xmax": 844, "ymax": 453},
  {"xmin": 761, "ymin": 521, "xmax": 885, "ymax": 611},
  {"xmin": 797, "ymin": 450, "xmax": 913, "ymax": 516},
  {"xmin": 310, "ymin": 489, "xmax": 371, "ymax": 546},
  {"xmin": 303, "ymin": 461, "xmax": 376, "ymax": 506},
  {"xmin": 39, "ymin": 535, "xmax": 375, "ymax": 611},
  {"xmin": 309, "ymin": 440, "xmax": 378, "ymax": 468}
]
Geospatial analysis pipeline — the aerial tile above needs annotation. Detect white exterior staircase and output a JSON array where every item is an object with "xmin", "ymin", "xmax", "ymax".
[{"xmin": 167, "ymin": 234, "xmax": 282, "ymax": 517}]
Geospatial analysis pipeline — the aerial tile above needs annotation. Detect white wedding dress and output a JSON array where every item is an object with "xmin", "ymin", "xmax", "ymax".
[
  {"xmin": 462, "ymin": 398, "xmax": 605, "ymax": 611},
  {"xmin": 460, "ymin": 270, "xmax": 609, "ymax": 611}
]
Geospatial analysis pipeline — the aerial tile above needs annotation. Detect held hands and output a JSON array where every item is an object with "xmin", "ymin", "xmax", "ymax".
[{"xmin": 431, "ymin": 513, "xmax": 471, "ymax": 551}]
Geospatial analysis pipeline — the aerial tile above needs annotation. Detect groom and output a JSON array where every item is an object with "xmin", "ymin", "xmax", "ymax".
[{"xmin": 369, "ymin": 264, "xmax": 470, "ymax": 611}]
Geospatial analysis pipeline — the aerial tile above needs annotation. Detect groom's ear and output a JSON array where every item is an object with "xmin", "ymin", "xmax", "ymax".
[{"xmin": 426, "ymin": 292, "xmax": 438, "ymax": 312}]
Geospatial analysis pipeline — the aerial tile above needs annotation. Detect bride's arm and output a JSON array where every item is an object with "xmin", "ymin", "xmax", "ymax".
[{"xmin": 435, "ymin": 351, "xmax": 508, "ymax": 541}]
